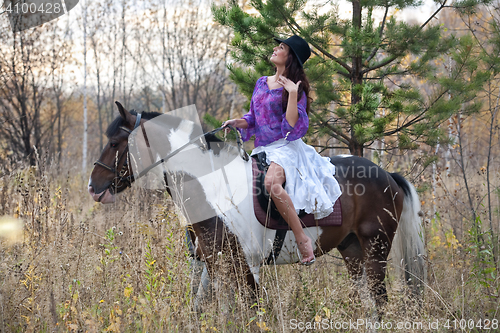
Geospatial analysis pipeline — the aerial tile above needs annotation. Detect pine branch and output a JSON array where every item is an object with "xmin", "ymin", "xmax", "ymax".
[
  {"xmin": 309, "ymin": 109, "xmax": 350, "ymax": 144},
  {"xmin": 383, "ymin": 89, "xmax": 448, "ymax": 136},
  {"xmin": 363, "ymin": 1, "xmax": 449, "ymax": 75},
  {"xmin": 365, "ymin": 5, "xmax": 389, "ymax": 64},
  {"xmin": 309, "ymin": 144, "xmax": 350, "ymax": 152},
  {"xmin": 418, "ymin": 1, "xmax": 448, "ymax": 33},
  {"xmin": 272, "ymin": 5, "xmax": 352, "ymax": 76},
  {"xmin": 383, "ymin": 41, "xmax": 475, "ymax": 137},
  {"xmin": 362, "ymin": 54, "xmax": 399, "ymax": 75}
]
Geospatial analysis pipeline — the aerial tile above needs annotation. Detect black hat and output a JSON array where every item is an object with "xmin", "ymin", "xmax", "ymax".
[{"xmin": 273, "ymin": 35, "xmax": 311, "ymax": 67}]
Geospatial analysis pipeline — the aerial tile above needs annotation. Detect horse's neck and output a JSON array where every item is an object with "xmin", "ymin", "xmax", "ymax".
[
  {"xmin": 137, "ymin": 114, "xmax": 253, "ymax": 224},
  {"xmin": 168, "ymin": 120, "xmax": 198, "ymax": 151},
  {"xmin": 165, "ymin": 145, "xmax": 252, "ymax": 222}
]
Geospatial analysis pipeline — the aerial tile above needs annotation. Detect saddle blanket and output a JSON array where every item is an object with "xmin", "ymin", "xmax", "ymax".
[{"xmin": 251, "ymin": 158, "xmax": 342, "ymax": 230}]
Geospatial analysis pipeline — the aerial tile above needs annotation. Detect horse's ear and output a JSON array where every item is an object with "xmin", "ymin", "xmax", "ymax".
[{"xmin": 115, "ymin": 101, "xmax": 134, "ymax": 126}]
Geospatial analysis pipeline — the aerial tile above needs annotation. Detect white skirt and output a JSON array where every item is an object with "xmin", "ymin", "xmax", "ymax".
[{"xmin": 251, "ymin": 138, "xmax": 342, "ymax": 219}]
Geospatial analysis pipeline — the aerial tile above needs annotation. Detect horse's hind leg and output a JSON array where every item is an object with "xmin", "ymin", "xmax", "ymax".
[
  {"xmin": 359, "ymin": 234, "xmax": 392, "ymax": 312},
  {"xmin": 339, "ymin": 233, "xmax": 389, "ymax": 325},
  {"xmin": 338, "ymin": 233, "xmax": 365, "ymax": 300}
]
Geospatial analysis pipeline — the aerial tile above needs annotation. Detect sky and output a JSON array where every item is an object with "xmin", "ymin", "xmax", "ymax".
[
  {"xmin": 0, "ymin": 0, "xmax": 444, "ymax": 92},
  {"xmin": 307, "ymin": 0, "xmax": 440, "ymax": 24}
]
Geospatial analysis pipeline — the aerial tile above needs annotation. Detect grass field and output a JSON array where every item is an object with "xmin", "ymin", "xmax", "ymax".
[{"xmin": 0, "ymin": 157, "xmax": 498, "ymax": 332}]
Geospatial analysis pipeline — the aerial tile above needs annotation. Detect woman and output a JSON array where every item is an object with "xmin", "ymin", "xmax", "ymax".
[{"xmin": 223, "ymin": 35, "xmax": 341, "ymax": 265}]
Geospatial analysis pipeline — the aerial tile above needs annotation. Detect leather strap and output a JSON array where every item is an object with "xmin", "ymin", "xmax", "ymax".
[
  {"xmin": 134, "ymin": 124, "xmax": 248, "ymax": 181},
  {"xmin": 265, "ymin": 229, "xmax": 287, "ymax": 265}
]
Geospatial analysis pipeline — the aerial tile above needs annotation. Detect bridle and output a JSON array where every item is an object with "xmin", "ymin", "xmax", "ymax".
[
  {"xmin": 93, "ymin": 112, "xmax": 248, "ymax": 200},
  {"xmin": 93, "ymin": 113, "xmax": 142, "ymax": 197}
]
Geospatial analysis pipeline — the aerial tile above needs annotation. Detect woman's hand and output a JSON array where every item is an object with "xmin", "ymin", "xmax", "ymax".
[
  {"xmin": 222, "ymin": 119, "xmax": 247, "ymax": 133},
  {"xmin": 222, "ymin": 119, "xmax": 238, "ymax": 128},
  {"xmin": 277, "ymin": 75, "xmax": 301, "ymax": 93},
  {"xmin": 222, "ymin": 119, "xmax": 235, "ymax": 134}
]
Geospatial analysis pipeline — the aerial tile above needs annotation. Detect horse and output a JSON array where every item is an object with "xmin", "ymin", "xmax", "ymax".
[{"xmin": 88, "ymin": 102, "xmax": 426, "ymax": 313}]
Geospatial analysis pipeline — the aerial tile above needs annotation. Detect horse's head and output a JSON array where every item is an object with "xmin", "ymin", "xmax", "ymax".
[
  {"xmin": 88, "ymin": 102, "xmax": 160, "ymax": 203},
  {"xmin": 88, "ymin": 102, "xmax": 238, "ymax": 208}
]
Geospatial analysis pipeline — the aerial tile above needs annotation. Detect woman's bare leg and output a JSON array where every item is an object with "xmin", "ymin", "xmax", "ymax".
[{"xmin": 265, "ymin": 162, "xmax": 315, "ymax": 263}]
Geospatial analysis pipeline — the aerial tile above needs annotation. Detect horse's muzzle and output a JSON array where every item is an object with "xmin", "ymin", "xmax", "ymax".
[{"xmin": 88, "ymin": 185, "xmax": 115, "ymax": 204}]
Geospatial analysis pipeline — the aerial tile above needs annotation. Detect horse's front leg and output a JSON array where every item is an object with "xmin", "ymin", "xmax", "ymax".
[
  {"xmin": 190, "ymin": 217, "xmax": 260, "ymax": 312},
  {"xmin": 193, "ymin": 262, "xmax": 212, "ymax": 313}
]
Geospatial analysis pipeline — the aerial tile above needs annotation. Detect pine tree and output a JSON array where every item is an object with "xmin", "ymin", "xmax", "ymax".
[{"xmin": 212, "ymin": 0, "xmax": 491, "ymax": 156}]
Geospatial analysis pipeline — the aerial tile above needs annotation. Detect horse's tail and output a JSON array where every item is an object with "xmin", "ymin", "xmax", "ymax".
[{"xmin": 390, "ymin": 173, "xmax": 426, "ymax": 296}]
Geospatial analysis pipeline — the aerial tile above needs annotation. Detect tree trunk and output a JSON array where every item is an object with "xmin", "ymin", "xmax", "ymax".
[
  {"xmin": 349, "ymin": 0, "xmax": 364, "ymax": 157},
  {"xmin": 121, "ymin": 0, "xmax": 127, "ymax": 105},
  {"xmin": 82, "ymin": 0, "xmax": 88, "ymax": 174},
  {"xmin": 349, "ymin": 139, "xmax": 364, "ymax": 157},
  {"xmin": 92, "ymin": 35, "xmax": 103, "ymax": 151}
]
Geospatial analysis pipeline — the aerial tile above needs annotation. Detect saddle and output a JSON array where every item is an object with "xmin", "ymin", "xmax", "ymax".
[{"xmin": 251, "ymin": 152, "xmax": 342, "ymax": 230}]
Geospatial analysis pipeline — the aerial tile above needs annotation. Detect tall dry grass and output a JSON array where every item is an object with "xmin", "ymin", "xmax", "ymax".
[{"xmin": 0, "ymin": 155, "xmax": 498, "ymax": 332}]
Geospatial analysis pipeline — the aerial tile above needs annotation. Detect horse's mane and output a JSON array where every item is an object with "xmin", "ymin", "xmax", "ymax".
[
  {"xmin": 105, "ymin": 109, "xmax": 222, "ymax": 144},
  {"xmin": 106, "ymin": 110, "xmax": 162, "ymax": 137}
]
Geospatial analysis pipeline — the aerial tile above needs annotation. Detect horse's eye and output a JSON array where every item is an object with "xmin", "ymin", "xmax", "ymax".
[{"xmin": 110, "ymin": 142, "xmax": 118, "ymax": 148}]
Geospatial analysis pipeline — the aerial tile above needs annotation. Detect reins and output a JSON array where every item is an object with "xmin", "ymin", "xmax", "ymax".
[{"xmin": 133, "ymin": 124, "xmax": 249, "ymax": 182}]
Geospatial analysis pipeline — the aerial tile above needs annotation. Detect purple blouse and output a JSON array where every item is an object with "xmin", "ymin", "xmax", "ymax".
[{"xmin": 239, "ymin": 76, "xmax": 309, "ymax": 147}]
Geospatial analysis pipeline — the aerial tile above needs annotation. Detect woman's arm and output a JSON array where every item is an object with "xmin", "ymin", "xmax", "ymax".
[
  {"xmin": 286, "ymin": 90, "xmax": 299, "ymax": 127},
  {"xmin": 278, "ymin": 75, "xmax": 308, "ymax": 140},
  {"xmin": 277, "ymin": 75, "xmax": 301, "ymax": 127}
]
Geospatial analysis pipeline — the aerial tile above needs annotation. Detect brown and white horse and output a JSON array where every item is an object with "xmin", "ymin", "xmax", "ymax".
[{"xmin": 88, "ymin": 102, "xmax": 426, "ymax": 311}]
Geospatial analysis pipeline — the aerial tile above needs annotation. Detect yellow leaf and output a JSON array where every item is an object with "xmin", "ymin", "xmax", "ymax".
[
  {"xmin": 201, "ymin": 320, "xmax": 208, "ymax": 333},
  {"xmin": 256, "ymin": 321, "xmax": 270, "ymax": 331},
  {"xmin": 323, "ymin": 306, "xmax": 331, "ymax": 319},
  {"xmin": 106, "ymin": 322, "xmax": 120, "ymax": 332},
  {"xmin": 124, "ymin": 285, "xmax": 133, "ymax": 298},
  {"xmin": 315, "ymin": 314, "xmax": 322, "ymax": 322}
]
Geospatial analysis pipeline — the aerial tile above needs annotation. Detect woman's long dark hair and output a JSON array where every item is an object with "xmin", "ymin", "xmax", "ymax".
[{"xmin": 280, "ymin": 51, "xmax": 312, "ymax": 114}]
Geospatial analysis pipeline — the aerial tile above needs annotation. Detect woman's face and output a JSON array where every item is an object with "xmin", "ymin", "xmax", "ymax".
[{"xmin": 271, "ymin": 43, "xmax": 289, "ymax": 66}]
